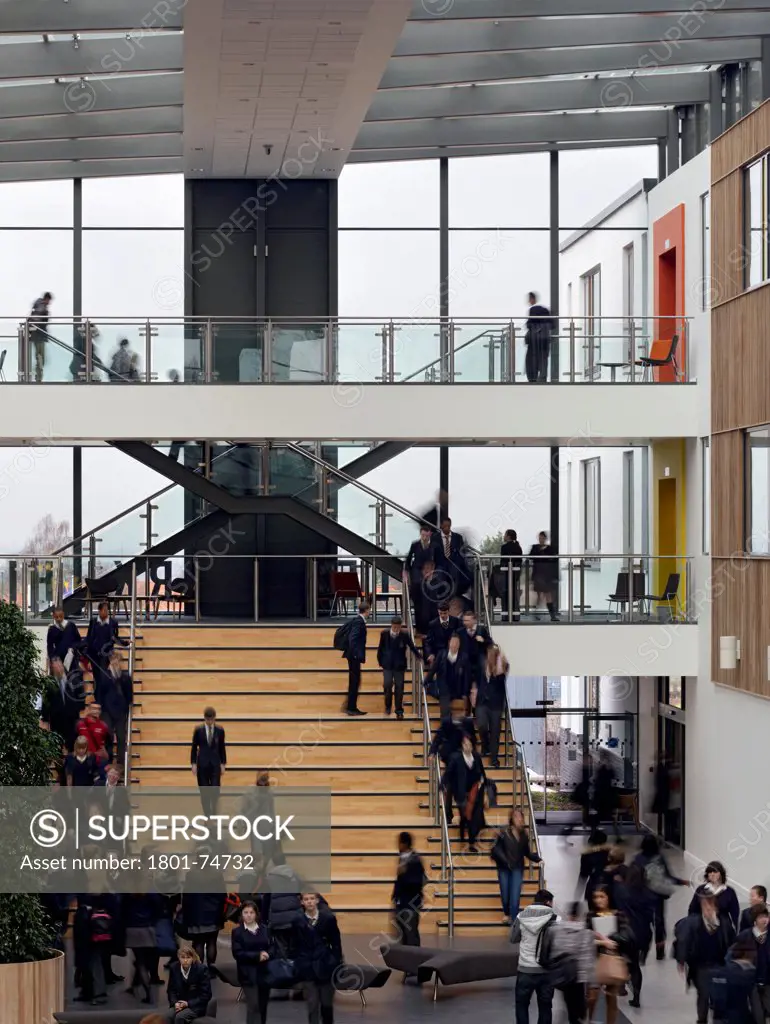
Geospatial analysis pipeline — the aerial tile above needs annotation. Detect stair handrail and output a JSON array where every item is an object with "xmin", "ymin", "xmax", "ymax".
[
  {"xmin": 438, "ymin": 784, "xmax": 455, "ymax": 938},
  {"xmin": 506, "ymin": 697, "xmax": 545, "ymax": 888},
  {"xmin": 52, "ymin": 444, "xmax": 242, "ymax": 557},
  {"xmin": 124, "ymin": 561, "xmax": 137, "ymax": 786},
  {"xmin": 399, "ymin": 325, "xmax": 504, "ymax": 384},
  {"xmin": 28, "ymin": 326, "xmax": 136, "ymax": 383}
]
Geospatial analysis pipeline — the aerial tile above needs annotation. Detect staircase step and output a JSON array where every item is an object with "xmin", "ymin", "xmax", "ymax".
[
  {"xmin": 137, "ymin": 648, "xmax": 377, "ymax": 670},
  {"xmin": 134, "ymin": 692, "xmax": 414, "ymax": 716},
  {"xmin": 131, "ymin": 766, "xmax": 425, "ymax": 788},
  {"xmin": 135, "ymin": 670, "xmax": 383, "ymax": 689},
  {"xmin": 137, "ymin": 626, "xmax": 370, "ymax": 649},
  {"xmin": 132, "ymin": 717, "xmax": 420, "ymax": 744},
  {"xmin": 131, "ymin": 740, "xmax": 417, "ymax": 767}
]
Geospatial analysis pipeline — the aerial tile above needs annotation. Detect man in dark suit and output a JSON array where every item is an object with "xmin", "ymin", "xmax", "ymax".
[
  {"xmin": 377, "ymin": 616, "xmax": 420, "ymax": 719},
  {"xmin": 40, "ymin": 656, "xmax": 86, "ymax": 752},
  {"xmin": 414, "ymin": 561, "xmax": 453, "ymax": 635},
  {"xmin": 100, "ymin": 650, "xmax": 133, "ymax": 768},
  {"xmin": 405, "ymin": 526, "xmax": 438, "ymax": 618},
  {"xmin": 423, "ymin": 602, "xmax": 461, "ymax": 667},
  {"xmin": 459, "ymin": 609, "xmax": 493, "ymax": 689},
  {"xmin": 525, "ymin": 290, "xmax": 556, "ymax": 382},
  {"xmin": 343, "ymin": 601, "xmax": 370, "ymax": 717},
  {"xmin": 86, "ymin": 601, "xmax": 126, "ymax": 702},
  {"xmin": 436, "ymin": 517, "xmax": 472, "ymax": 596},
  {"xmin": 191, "ymin": 706, "xmax": 226, "ymax": 814},
  {"xmin": 424, "ymin": 634, "xmax": 470, "ymax": 719},
  {"xmin": 46, "ymin": 607, "xmax": 81, "ymax": 669}
]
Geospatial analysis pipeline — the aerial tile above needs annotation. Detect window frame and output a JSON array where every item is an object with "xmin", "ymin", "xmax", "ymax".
[
  {"xmin": 700, "ymin": 191, "xmax": 710, "ymax": 311},
  {"xmin": 745, "ymin": 425, "xmax": 770, "ymax": 555},
  {"xmin": 744, "ymin": 155, "xmax": 769, "ymax": 289},
  {"xmin": 581, "ymin": 265, "xmax": 601, "ymax": 379},
  {"xmin": 581, "ymin": 456, "xmax": 602, "ymax": 555},
  {"xmin": 702, "ymin": 437, "xmax": 710, "ymax": 555}
]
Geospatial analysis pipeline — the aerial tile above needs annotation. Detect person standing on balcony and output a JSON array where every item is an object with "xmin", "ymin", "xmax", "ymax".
[
  {"xmin": 525, "ymin": 291, "xmax": 555, "ymax": 383},
  {"xmin": 29, "ymin": 290, "xmax": 52, "ymax": 382},
  {"xmin": 498, "ymin": 529, "xmax": 523, "ymax": 621},
  {"xmin": 343, "ymin": 600, "xmax": 370, "ymax": 718},
  {"xmin": 529, "ymin": 531, "xmax": 559, "ymax": 622},
  {"xmin": 472, "ymin": 644, "xmax": 508, "ymax": 768},
  {"xmin": 190, "ymin": 707, "xmax": 226, "ymax": 815},
  {"xmin": 377, "ymin": 616, "xmax": 420, "ymax": 720}
]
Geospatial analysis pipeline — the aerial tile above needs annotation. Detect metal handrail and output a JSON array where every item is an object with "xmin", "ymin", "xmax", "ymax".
[
  {"xmin": 27, "ymin": 326, "xmax": 135, "ymax": 383},
  {"xmin": 438, "ymin": 784, "xmax": 455, "ymax": 938},
  {"xmin": 124, "ymin": 561, "xmax": 137, "ymax": 785},
  {"xmin": 52, "ymin": 443, "xmax": 241, "ymax": 557},
  {"xmin": 507, "ymin": 701, "xmax": 545, "ymax": 889},
  {"xmin": 400, "ymin": 325, "xmax": 503, "ymax": 384}
]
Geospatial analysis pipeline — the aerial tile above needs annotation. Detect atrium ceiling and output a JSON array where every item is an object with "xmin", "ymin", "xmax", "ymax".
[{"xmin": 0, "ymin": 0, "xmax": 767, "ymax": 181}]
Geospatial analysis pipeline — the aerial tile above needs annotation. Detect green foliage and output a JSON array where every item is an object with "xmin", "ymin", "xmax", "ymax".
[
  {"xmin": 478, "ymin": 531, "xmax": 504, "ymax": 555},
  {"xmin": 0, "ymin": 601, "xmax": 61, "ymax": 963}
]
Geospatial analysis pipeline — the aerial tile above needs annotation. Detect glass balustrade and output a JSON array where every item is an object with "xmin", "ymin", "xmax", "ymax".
[{"xmin": 12, "ymin": 316, "xmax": 691, "ymax": 384}]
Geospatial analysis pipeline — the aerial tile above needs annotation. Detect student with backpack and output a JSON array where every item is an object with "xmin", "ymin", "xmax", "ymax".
[
  {"xmin": 334, "ymin": 601, "xmax": 369, "ymax": 717},
  {"xmin": 510, "ymin": 888, "xmax": 558, "ymax": 1024},
  {"xmin": 674, "ymin": 883, "xmax": 736, "ymax": 1023},
  {"xmin": 73, "ymin": 894, "xmax": 114, "ymax": 1006}
]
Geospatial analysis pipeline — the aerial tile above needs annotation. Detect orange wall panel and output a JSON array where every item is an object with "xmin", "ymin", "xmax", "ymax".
[{"xmin": 652, "ymin": 203, "xmax": 685, "ymax": 382}]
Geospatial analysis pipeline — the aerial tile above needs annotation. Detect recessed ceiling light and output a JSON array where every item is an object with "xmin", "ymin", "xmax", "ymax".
[
  {"xmin": 191, "ymin": 167, "xmax": 205, "ymax": 172},
  {"xmin": 193, "ymin": 147, "xmax": 204, "ymax": 151}
]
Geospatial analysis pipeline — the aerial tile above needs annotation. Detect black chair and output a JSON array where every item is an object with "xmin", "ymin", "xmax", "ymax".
[
  {"xmin": 84, "ymin": 576, "xmax": 130, "ymax": 619},
  {"xmin": 635, "ymin": 334, "xmax": 680, "ymax": 382},
  {"xmin": 607, "ymin": 571, "xmax": 646, "ymax": 620},
  {"xmin": 643, "ymin": 572, "xmax": 682, "ymax": 620}
]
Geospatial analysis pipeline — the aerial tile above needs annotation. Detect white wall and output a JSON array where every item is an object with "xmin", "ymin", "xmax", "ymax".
[
  {"xmin": 0, "ymin": 381, "xmax": 703, "ymax": 443},
  {"xmin": 495, "ymin": 623, "xmax": 698, "ymax": 677}
]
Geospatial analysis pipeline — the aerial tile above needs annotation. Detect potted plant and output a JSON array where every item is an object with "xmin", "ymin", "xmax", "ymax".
[{"xmin": 0, "ymin": 601, "xmax": 66, "ymax": 1021}]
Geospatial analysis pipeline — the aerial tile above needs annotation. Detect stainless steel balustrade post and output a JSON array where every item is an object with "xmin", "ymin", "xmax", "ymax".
[
  {"xmin": 507, "ymin": 565, "xmax": 513, "ymax": 624},
  {"xmin": 448, "ymin": 321, "xmax": 456, "ymax": 381},
  {"xmin": 204, "ymin": 320, "xmax": 214, "ymax": 383},
  {"xmin": 88, "ymin": 535, "xmax": 97, "ymax": 581},
  {"xmin": 21, "ymin": 560, "xmax": 28, "ymax": 623},
  {"xmin": 144, "ymin": 320, "xmax": 152, "ymax": 383},
  {"xmin": 264, "ymin": 322, "xmax": 273, "ymax": 383},
  {"xmin": 194, "ymin": 557, "xmax": 200, "ymax": 622},
  {"xmin": 627, "ymin": 556, "xmax": 635, "ymax": 623},
  {"xmin": 628, "ymin": 319, "xmax": 636, "ymax": 383},
  {"xmin": 510, "ymin": 322, "xmax": 518, "ymax": 381},
  {"xmin": 567, "ymin": 561, "xmax": 574, "ymax": 623},
  {"xmin": 568, "ymin": 320, "xmax": 576, "ymax": 382},
  {"xmin": 85, "ymin": 320, "xmax": 93, "ymax": 382},
  {"xmin": 579, "ymin": 560, "xmax": 586, "ymax": 618},
  {"xmin": 18, "ymin": 322, "xmax": 27, "ymax": 382},
  {"xmin": 311, "ymin": 558, "xmax": 318, "ymax": 622},
  {"xmin": 388, "ymin": 321, "xmax": 396, "ymax": 381}
]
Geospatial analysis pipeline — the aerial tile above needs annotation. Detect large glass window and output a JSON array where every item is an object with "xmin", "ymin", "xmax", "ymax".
[
  {"xmin": 339, "ymin": 161, "xmax": 439, "ymax": 227},
  {"xmin": 559, "ymin": 146, "xmax": 658, "ymax": 228},
  {"xmin": 0, "ymin": 179, "xmax": 73, "ymax": 227},
  {"xmin": 448, "ymin": 230, "xmax": 550, "ymax": 319},
  {"xmin": 83, "ymin": 174, "xmax": 184, "ymax": 227},
  {"xmin": 582, "ymin": 457, "xmax": 601, "ymax": 554},
  {"xmin": 746, "ymin": 427, "xmax": 770, "ymax": 554},
  {"xmin": 745, "ymin": 155, "xmax": 769, "ymax": 289},
  {"xmin": 448, "ymin": 154, "xmax": 549, "ymax": 227}
]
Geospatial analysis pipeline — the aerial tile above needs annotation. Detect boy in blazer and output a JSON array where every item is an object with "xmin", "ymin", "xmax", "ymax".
[{"xmin": 191, "ymin": 707, "xmax": 226, "ymax": 815}]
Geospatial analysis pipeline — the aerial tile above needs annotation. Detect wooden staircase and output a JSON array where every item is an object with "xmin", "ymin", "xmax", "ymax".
[{"xmin": 131, "ymin": 623, "xmax": 542, "ymax": 935}]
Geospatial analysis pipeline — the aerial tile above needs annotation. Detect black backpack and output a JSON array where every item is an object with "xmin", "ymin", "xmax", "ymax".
[
  {"xmin": 333, "ymin": 620, "xmax": 354, "ymax": 652},
  {"xmin": 90, "ymin": 909, "xmax": 113, "ymax": 944},
  {"xmin": 535, "ymin": 915, "xmax": 577, "ymax": 988}
]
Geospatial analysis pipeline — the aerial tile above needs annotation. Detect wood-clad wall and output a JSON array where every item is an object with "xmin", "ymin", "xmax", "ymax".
[{"xmin": 711, "ymin": 100, "xmax": 770, "ymax": 696}]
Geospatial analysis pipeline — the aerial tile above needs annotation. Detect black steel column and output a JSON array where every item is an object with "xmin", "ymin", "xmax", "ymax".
[
  {"xmin": 73, "ymin": 179, "xmax": 83, "ymax": 586},
  {"xmin": 709, "ymin": 69, "xmax": 723, "ymax": 143},
  {"xmin": 657, "ymin": 139, "xmax": 667, "ymax": 181},
  {"xmin": 549, "ymin": 150, "xmax": 559, "ymax": 381},
  {"xmin": 439, "ymin": 157, "xmax": 449, "ymax": 518},
  {"xmin": 549, "ymin": 153, "xmax": 560, "ymax": 552},
  {"xmin": 762, "ymin": 38, "xmax": 770, "ymax": 101},
  {"xmin": 667, "ymin": 108, "xmax": 680, "ymax": 174}
]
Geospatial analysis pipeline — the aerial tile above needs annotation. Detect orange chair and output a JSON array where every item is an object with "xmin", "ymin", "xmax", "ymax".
[
  {"xmin": 635, "ymin": 334, "xmax": 680, "ymax": 382},
  {"xmin": 330, "ymin": 570, "xmax": 363, "ymax": 616}
]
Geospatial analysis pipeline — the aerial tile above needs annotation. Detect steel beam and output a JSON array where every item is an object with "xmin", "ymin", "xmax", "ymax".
[
  {"xmin": 0, "ymin": 134, "xmax": 182, "ymax": 164},
  {"xmin": 0, "ymin": 0, "xmax": 184, "ymax": 33},
  {"xmin": 381, "ymin": 39, "xmax": 760, "ymax": 89},
  {"xmin": 348, "ymin": 139, "xmax": 659, "ymax": 162},
  {"xmin": 355, "ymin": 110, "xmax": 668, "ymax": 151},
  {"xmin": 0, "ymin": 156, "xmax": 184, "ymax": 182},
  {"xmin": 366, "ymin": 74, "xmax": 710, "ymax": 122},
  {"xmin": 395, "ymin": 13, "xmax": 770, "ymax": 56},
  {"xmin": 0, "ymin": 105, "xmax": 182, "ymax": 144},
  {"xmin": 0, "ymin": 34, "xmax": 182, "ymax": 81},
  {"xmin": 0, "ymin": 74, "xmax": 183, "ymax": 120},
  {"xmin": 409, "ymin": 0, "xmax": 770, "ymax": 17}
]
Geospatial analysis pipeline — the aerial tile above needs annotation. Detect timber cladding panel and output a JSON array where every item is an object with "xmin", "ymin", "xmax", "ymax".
[{"xmin": 711, "ymin": 101, "xmax": 770, "ymax": 695}]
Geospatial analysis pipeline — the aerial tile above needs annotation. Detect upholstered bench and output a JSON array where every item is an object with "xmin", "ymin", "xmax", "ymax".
[
  {"xmin": 54, "ymin": 998, "xmax": 217, "ymax": 1023},
  {"xmin": 381, "ymin": 942, "xmax": 518, "ymax": 1000},
  {"xmin": 210, "ymin": 962, "xmax": 392, "ymax": 1007}
]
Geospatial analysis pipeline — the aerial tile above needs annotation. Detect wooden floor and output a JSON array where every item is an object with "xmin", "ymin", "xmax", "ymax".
[{"xmin": 132, "ymin": 624, "xmax": 540, "ymax": 933}]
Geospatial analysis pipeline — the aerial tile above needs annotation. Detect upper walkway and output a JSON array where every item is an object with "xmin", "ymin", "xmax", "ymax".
[{"xmin": 2, "ymin": 315, "xmax": 701, "ymax": 442}]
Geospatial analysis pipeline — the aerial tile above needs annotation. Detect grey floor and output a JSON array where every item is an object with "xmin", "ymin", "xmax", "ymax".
[{"xmin": 65, "ymin": 835, "xmax": 700, "ymax": 1023}]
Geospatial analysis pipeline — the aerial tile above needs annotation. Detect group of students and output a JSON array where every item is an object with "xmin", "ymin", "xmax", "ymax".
[
  {"xmin": 40, "ymin": 603, "xmax": 133, "ymax": 780},
  {"xmin": 510, "ymin": 834, "xmax": 769, "ymax": 1024}
]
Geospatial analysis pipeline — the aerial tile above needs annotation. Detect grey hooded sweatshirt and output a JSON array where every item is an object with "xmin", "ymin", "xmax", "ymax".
[{"xmin": 510, "ymin": 903, "xmax": 558, "ymax": 974}]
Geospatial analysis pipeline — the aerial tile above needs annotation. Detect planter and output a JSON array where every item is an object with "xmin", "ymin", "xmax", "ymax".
[{"xmin": 0, "ymin": 948, "xmax": 65, "ymax": 1024}]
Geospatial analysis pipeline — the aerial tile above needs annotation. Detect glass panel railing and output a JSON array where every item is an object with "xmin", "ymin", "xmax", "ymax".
[
  {"xmin": 11, "ymin": 316, "xmax": 691, "ymax": 384},
  {"xmin": 481, "ymin": 554, "xmax": 694, "ymax": 624}
]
